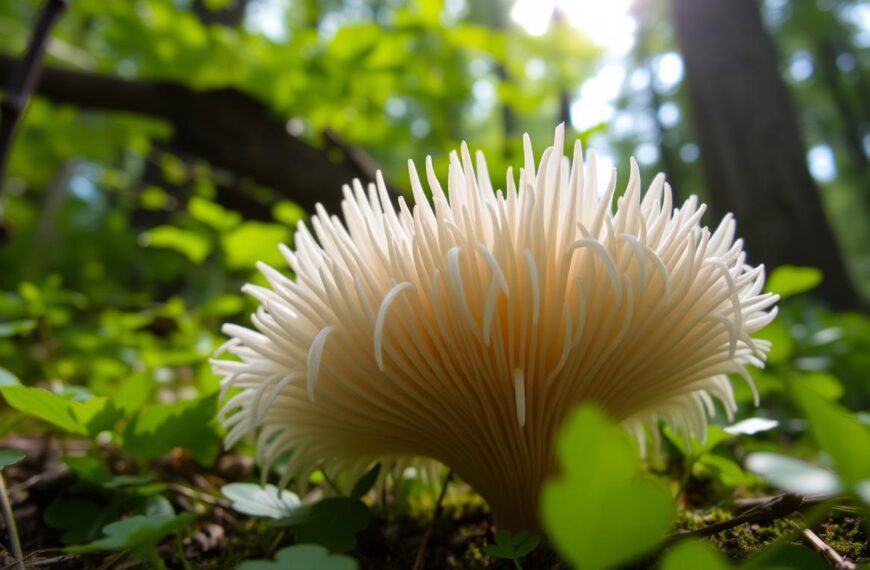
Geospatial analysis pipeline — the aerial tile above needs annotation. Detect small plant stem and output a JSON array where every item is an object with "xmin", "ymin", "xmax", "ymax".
[
  {"xmin": 0, "ymin": 472, "xmax": 23, "ymax": 570},
  {"xmin": 175, "ymin": 533, "xmax": 193, "ymax": 570},
  {"xmin": 145, "ymin": 548, "xmax": 168, "ymax": 570},
  {"xmin": 320, "ymin": 468, "xmax": 342, "ymax": 494},
  {"xmin": 412, "ymin": 469, "xmax": 453, "ymax": 570}
]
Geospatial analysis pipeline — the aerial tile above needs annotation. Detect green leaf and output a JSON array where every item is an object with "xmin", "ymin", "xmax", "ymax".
[
  {"xmin": 141, "ymin": 226, "xmax": 212, "ymax": 263},
  {"xmin": 73, "ymin": 397, "xmax": 123, "ymax": 437},
  {"xmin": 0, "ymin": 386, "xmax": 85, "ymax": 434},
  {"xmin": 65, "ymin": 513, "xmax": 197, "ymax": 554},
  {"xmin": 122, "ymin": 393, "xmax": 219, "ymax": 464},
  {"xmin": 221, "ymin": 483, "xmax": 303, "ymax": 520},
  {"xmin": 746, "ymin": 543, "xmax": 829, "ymax": 570},
  {"xmin": 114, "ymin": 374, "xmax": 153, "ymax": 415},
  {"xmin": 64, "ymin": 455, "xmax": 113, "ymax": 485},
  {"xmin": 752, "ymin": 319, "xmax": 793, "ymax": 364},
  {"xmin": 665, "ymin": 424, "xmax": 734, "ymax": 459},
  {"xmin": 131, "ymin": 494, "xmax": 175, "ymax": 517},
  {"xmin": 296, "ymin": 497, "xmax": 371, "ymax": 553},
  {"xmin": 350, "ymin": 463, "xmax": 381, "ymax": 500},
  {"xmin": 482, "ymin": 529, "xmax": 541, "ymax": 563},
  {"xmin": 791, "ymin": 381, "xmax": 870, "ymax": 486},
  {"xmin": 660, "ymin": 540, "xmax": 731, "ymax": 570},
  {"xmin": 765, "ymin": 265, "xmax": 822, "ymax": 300},
  {"xmin": 0, "ymin": 449, "xmax": 24, "ymax": 469},
  {"xmin": 272, "ymin": 200, "xmax": 306, "ymax": 227},
  {"xmin": 696, "ymin": 454, "xmax": 748, "ymax": 487},
  {"xmin": 0, "ymin": 319, "xmax": 37, "ymax": 338},
  {"xmin": 238, "ymin": 544, "xmax": 358, "ymax": 570},
  {"xmin": 745, "ymin": 452, "xmax": 841, "ymax": 496},
  {"xmin": 200, "ymin": 294, "xmax": 245, "ymax": 317},
  {"xmin": 189, "ymin": 196, "xmax": 241, "ymax": 232},
  {"xmin": 0, "ymin": 367, "xmax": 21, "ymax": 387},
  {"xmin": 795, "ymin": 372, "xmax": 844, "ymax": 401},
  {"xmin": 221, "ymin": 222, "xmax": 291, "ymax": 270},
  {"xmin": 45, "ymin": 498, "xmax": 121, "ymax": 546},
  {"xmin": 541, "ymin": 405, "xmax": 675, "ymax": 570}
]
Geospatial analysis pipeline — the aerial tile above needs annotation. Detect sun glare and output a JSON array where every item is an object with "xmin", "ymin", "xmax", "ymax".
[{"xmin": 510, "ymin": 0, "xmax": 637, "ymax": 55}]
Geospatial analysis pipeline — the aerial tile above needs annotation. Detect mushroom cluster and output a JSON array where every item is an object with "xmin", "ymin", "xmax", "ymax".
[{"xmin": 213, "ymin": 126, "xmax": 777, "ymax": 531}]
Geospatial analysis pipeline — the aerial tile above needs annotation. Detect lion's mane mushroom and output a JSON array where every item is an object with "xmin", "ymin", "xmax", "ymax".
[{"xmin": 213, "ymin": 125, "xmax": 777, "ymax": 531}]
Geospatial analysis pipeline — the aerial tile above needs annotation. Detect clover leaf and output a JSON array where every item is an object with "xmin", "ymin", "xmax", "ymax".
[
  {"xmin": 221, "ymin": 483, "xmax": 305, "ymax": 521},
  {"xmin": 238, "ymin": 544, "xmax": 358, "ymax": 570},
  {"xmin": 296, "ymin": 497, "xmax": 371, "ymax": 553}
]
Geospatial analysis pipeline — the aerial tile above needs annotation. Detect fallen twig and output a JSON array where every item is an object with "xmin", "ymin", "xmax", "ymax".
[
  {"xmin": 802, "ymin": 527, "xmax": 857, "ymax": 570},
  {"xmin": 412, "ymin": 469, "xmax": 453, "ymax": 570},
  {"xmin": 666, "ymin": 493, "xmax": 806, "ymax": 544}
]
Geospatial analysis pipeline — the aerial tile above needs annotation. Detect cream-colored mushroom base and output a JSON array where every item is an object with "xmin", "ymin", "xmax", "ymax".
[{"xmin": 213, "ymin": 126, "xmax": 777, "ymax": 531}]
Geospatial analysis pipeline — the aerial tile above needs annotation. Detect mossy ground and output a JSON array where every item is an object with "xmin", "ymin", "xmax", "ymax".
[{"xmin": 3, "ymin": 443, "xmax": 867, "ymax": 569}]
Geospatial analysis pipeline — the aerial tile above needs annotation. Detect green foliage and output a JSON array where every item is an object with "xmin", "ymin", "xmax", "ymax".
[
  {"xmin": 221, "ymin": 222, "xmax": 291, "ymax": 269},
  {"xmin": 765, "ymin": 265, "xmax": 824, "ymax": 300},
  {"xmin": 296, "ymin": 497, "xmax": 372, "ymax": 553},
  {"xmin": 482, "ymin": 529, "xmax": 540, "ymax": 569},
  {"xmin": 122, "ymin": 393, "xmax": 219, "ymax": 464},
  {"xmin": 660, "ymin": 540, "xmax": 731, "ymax": 570},
  {"xmin": 295, "ymin": 464, "xmax": 381, "ymax": 552},
  {"xmin": 44, "ymin": 497, "xmax": 123, "ymax": 545},
  {"xmin": 221, "ymin": 483, "xmax": 304, "ymax": 520},
  {"xmin": 350, "ymin": 462, "xmax": 381, "ymax": 500},
  {"xmin": 142, "ymin": 225, "xmax": 213, "ymax": 263},
  {"xmin": 66, "ymin": 513, "xmax": 197, "ymax": 563},
  {"xmin": 238, "ymin": 544, "xmax": 358, "ymax": 570},
  {"xmin": 0, "ymin": 385, "xmax": 103, "ymax": 435},
  {"xmin": 790, "ymin": 381, "xmax": 870, "ymax": 488},
  {"xmin": 541, "ymin": 405, "xmax": 675, "ymax": 570},
  {"xmin": 0, "ymin": 449, "xmax": 24, "ymax": 469},
  {"xmin": 0, "ymin": 0, "xmax": 868, "ymax": 564}
]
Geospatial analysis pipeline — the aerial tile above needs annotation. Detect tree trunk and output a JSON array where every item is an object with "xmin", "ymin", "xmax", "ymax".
[{"xmin": 672, "ymin": 0, "xmax": 862, "ymax": 309}]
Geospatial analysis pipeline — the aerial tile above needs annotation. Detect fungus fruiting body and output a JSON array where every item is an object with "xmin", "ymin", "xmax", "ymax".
[{"xmin": 214, "ymin": 126, "xmax": 777, "ymax": 531}]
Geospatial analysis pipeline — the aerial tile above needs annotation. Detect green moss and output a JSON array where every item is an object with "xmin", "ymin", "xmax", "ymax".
[{"xmin": 819, "ymin": 517, "xmax": 869, "ymax": 561}]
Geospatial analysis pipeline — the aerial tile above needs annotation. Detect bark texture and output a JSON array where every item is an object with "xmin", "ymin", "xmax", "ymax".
[
  {"xmin": 672, "ymin": 0, "xmax": 862, "ymax": 309},
  {"xmin": 0, "ymin": 55, "xmax": 386, "ymax": 216}
]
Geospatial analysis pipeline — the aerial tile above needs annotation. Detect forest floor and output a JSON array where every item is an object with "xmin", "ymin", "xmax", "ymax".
[{"xmin": 1, "ymin": 437, "xmax": 868, "ymax": 569}]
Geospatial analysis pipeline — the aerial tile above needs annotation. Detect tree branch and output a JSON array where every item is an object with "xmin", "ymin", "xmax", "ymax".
[
  {"xmin": 0, "ymin": 0, "xmax": 68, "ymax": 238},
  {"xmin": 665, "ymin": 493, "xmax": 807, "ymax": 545},
  {"xmin": 0, "ymin": 54, "xmax": 393, "ymax": 217}
]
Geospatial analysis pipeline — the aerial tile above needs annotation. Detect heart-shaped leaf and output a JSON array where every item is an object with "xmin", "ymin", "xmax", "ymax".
[
  {"xmin": 296, "ymin": 497, "xmax": 371, "ymax": 553},
  {"xmin": 541, "ymin": 405, "xmax": 675, "ymax": 570}
]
